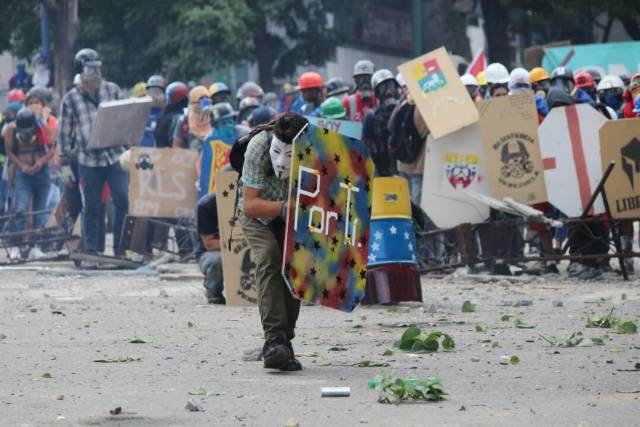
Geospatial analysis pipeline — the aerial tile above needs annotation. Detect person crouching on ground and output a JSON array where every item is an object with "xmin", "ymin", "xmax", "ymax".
[
  {"xmin": 239, "ymin": 112, "xmax": 308, "ymax": 371},
  {"xmin": 196, "ymin": 193, "xmax": 225, "ymax": 304}
]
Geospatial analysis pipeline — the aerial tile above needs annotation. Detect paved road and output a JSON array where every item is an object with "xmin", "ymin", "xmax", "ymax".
[{"xmin": 0, "ymin": 263, "xmax": 638, "ymax": 426}]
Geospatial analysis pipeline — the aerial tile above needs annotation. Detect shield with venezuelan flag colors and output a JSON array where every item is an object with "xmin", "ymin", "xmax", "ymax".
[
  {"xmin": 198, "ymin": 131, "xmax": 235, "ymax": 199},
  {"xmin": 282, "ymin": 125, "xmax": 374, "ymax": 312}
]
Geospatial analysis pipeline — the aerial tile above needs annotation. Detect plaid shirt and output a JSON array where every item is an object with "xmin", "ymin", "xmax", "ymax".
[
  {"xmin": 239, "ymin": 130, "xmax": 289, "ymax": 224},
  {"xmin": 58, "ymin": 80, "xmax": 125, "ymax": 167}
]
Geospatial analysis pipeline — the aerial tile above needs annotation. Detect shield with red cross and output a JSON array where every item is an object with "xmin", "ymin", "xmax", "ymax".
[{"xmin": 538, "ymin": 104, "xmax": 607, "ymax": 217}]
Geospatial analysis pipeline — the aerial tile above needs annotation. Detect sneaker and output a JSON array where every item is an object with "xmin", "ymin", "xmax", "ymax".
[
  {"xmin": 262, "ymin": 336, "xmax": 291, "ymax": 370},
  {"xmin": 577, "ymin": 265, "xmax": 602, "ymax": 281},
  {"xmin": 567, "ymin": 263, "xmax": 584, "ymax": 278},
  {"xmin": 545, "ymin": 263, "xmax": 560, "ymax": 275},
  {"xmin": 205, "ymin": 289, "xmax": 226, "ymax": 305},
  {"xmin": 623, "ymin": 258, "xmax": 634, "ymax": 274},
  {"xmin": 8, "ymin": 247, "xmax": 22, "ymax": 261},
  {"xmin": 28, "ymin": 246, "xmax": 46, "ymax": 260},
  {"xmin": 281, "ymin": 341, "xmax": 303, "ymax": 371}
]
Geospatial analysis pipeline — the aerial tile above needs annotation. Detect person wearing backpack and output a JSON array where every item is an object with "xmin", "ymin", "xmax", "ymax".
[
  {"xmin": 232, "ymin": 112, "xmax": 308, "ymax": 371},
  {"xmin": 3, "ymin": 107, "xmax": 55, "ymax": 260},
  {"xmin": 362, "ymin": 69, "xmax": 401, "ymax": 176}
]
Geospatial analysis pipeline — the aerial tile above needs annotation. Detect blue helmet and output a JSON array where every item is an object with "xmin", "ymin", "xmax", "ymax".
[{"xmin": 165, "ymin": 81, "xmax": 189, "ymax": 106}]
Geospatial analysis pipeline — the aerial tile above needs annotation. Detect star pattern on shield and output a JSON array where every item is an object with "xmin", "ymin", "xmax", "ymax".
[
  {"xmin": 374, "ymin": 231, "xmax": 383, "ymax": 240},
  {"xmin": 389, "ymin": 226, "xmax": 398, "ymax": 235}
]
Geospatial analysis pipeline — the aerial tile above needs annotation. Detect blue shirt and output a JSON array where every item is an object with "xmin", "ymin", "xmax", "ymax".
[{"xmin": 139, "ymin": 107, "xmax": 164, "ymax": 147}]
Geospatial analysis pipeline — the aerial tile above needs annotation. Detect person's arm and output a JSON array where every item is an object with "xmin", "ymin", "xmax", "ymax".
[
  {"xmin": 242, "ymin": 186, "xmax": 285, "ymax": 219},
  {"xmin": 57, "ymin": 96, "xmax": 74, "ymax": 163},
  {"xmin": 200, "ymin": 234, "xmax": 220, "ymax": 251}
]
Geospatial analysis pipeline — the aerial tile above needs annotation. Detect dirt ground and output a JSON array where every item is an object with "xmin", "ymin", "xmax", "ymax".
[{"xmin": 0, "ymin": 261, "xmax": 639, "ymax": 427}]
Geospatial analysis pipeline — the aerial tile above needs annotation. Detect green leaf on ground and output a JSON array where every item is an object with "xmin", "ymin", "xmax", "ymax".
[
  {"xmin": 617, "ymin": 321, "xmax": 638, "ymax": 334},
  {"xmin": 510, "ymin": 355, "xmax": 520, "ymax": 365},
  {"xmin": 382, "ymin": 349, "xmax": 394, "ymax": 356},
  {"xmin": 475, "ymin": 325, "xmax": 484, "ymax": 332},
  {"xmin": 375, "ymin": 373, "xmax": 446, "ymax": 404},
  {"xmin": 462, "ymin": 301, "xmax": 476, "ymax": 313},
  {"xmin": 621, "ymin": 293, "xmax": 627, "ymax": 301},
  {"xmin": 42, "ymin": 373, "xmax": 52, "ymax": 378},
  {"xmin": 500, "ymin": 314, "xmax": 513, "ymax": 321},
  {"xmin": 128, "ymin": 338, "xmax": 153, "ymax": 344},
  {"xmin": 187, "ymin": 321, "xmax": 194, "ymax": 328},
  {"xmin": 188, "ymin": 387, "xmax": 221, "ymax": 396},
  {"xmin": 328, "ymin": 346, "xmax": 348, "ymax": 352},
  {"xmin": 492, "ymin": 341, "xmax": 500, "ymax": 348},
  {"xmin": 94, "ymin": 357, "xmax": 141, "ymax": 363},
  {"xmin": 514, "ymin": 319, "xmax": 535, "ymax": 329},
  {"xmin": 586, "ymin": 307, "xmax": 618, "ymax": 328},
  {"xmin": 393, "ymin": 327, "xmax": 455, "ymax": 353},
  {"xmin": 353, "ymin": 360, "xmax": 390, "ymax": 368}
]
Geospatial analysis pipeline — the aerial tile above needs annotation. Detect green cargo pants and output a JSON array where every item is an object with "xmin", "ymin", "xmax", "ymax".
[{"xmin": 240, "ymin": 214, "xmax": 300, "ymax": 341}]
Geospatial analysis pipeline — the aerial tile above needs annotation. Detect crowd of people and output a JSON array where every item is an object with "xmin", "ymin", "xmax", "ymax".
[{"xmin": 0, "ymin": 45, "xmax": 638, "ymax": 371}]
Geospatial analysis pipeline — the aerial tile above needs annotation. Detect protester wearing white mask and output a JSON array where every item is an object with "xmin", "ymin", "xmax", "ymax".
[{"xmin": 238, "ymin": 113, "xmax": 308, "ymax": 372}]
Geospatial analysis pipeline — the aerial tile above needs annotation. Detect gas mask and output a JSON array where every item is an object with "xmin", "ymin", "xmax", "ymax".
[
  {"xmin": 354, "ymin": 74, "xmax": 373, "ymax": 101},
  {"xmin": 375, "ymin": 80, "xmax": 399, "ymax": 107},
  {"xmin": 599, "ymin": 89, "xmax": 623, "ymax": 111},
  {"xmin": 81, "ymin": 64, "xmax": 102, "ymax": 89},
  {"xmin": 532, "ymin": 80, "xmax": 550, "ymax": 96},
  {"xmin": 269, "ymin": 134, "xmax": 293, "ymax": 180}
]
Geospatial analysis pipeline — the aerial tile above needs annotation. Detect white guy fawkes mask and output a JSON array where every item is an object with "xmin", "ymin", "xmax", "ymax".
[{"xmin": 269, "ymin": 134, "xmax": 293, "ymax": 179}]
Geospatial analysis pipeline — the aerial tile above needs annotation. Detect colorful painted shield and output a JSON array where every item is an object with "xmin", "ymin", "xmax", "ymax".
[
  {"xmin": 538, "ymin": 104, "xmax": 607, "ymax": 217},
  {"xmin": 283, "ymin": 125, "xmax": 375, "ymax": 312},
  {"xmin": 198, "ymin": 129, "xmax": 235, "ymax": 199},
  {"xmin": 306, "ymin": 116, "xmax": 363, "ymax": 139}
]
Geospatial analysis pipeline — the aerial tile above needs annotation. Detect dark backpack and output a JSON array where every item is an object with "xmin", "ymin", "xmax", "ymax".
[
  {"xmin": 229, "ymin": 124, "xmax": 275, "ymax": 178},
  {"xmin": 388, "ymin": 99, "xmax": 426, "ymax": 164}
]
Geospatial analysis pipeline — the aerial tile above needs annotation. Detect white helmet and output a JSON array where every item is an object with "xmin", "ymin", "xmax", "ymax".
[
  {"xmin": 596, "ymin": 75, "xmax": 625, "ymax": 92},
  {"xmin": 354, "ymin": 59, "xmax": 374, "ymax": 76},
  {"xmin": 371, "ymin": 69, "xmax": 395, "ymax": 89},
  {"xmin": 396, "ymin": 73, "xmax": 406, "ymax": 87},
  {"xmin": 485, "ymin": 63, "xmax": 510, "ymax": 85},
  {"xmin": 508, "ymin": 67, "xmax": 531, "ymax": 91},
  {"xmin": 460, "ymin": 74, "xmax": 478, "ymax": 86}
]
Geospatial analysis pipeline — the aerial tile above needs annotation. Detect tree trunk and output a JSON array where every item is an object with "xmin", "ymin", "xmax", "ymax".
[
  {"xmin": 253, "ymin": 15, "xmax": 274, "ymax": 91},
  {"xmin": 46, "ymin": 0, "xmax": 79, "ymax": 99},
  {"xmin": 480, "ymin": 0, "xmax": 510, "ymax": 66}
]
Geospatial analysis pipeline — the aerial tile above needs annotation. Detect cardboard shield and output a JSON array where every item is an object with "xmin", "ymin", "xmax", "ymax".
[
  {"xmin": 306, "ymin": 116, "xmax": 363, "ymax": 139},
  {"xmin": 421, "ymin": 123, "xmax": 491, "ymax": 228},
  {"xmin": 398, "ymin": 47, "xmax": 479, "ymax": 139},
  {"xmin": 283, "ymin": 125, "xmax": 374, "ymax": 312},
  {"xmin": 199, "ymin": 129, "xmax": 235, "ymax": 199},
  {"xmin": 88, "ymin": 97, "xmax": 152, "ymax": 150},
  {"xmin": 538, "ymin": 104, "xmax": 607, "ymax": 217},
  {"xmin": 129, "ymin": 147, "xmax": 198, "ymax": 218},
  {"xmin": 479, "ymin": 93, "xmax": 547, "ymax": 204},
  {"xmin": 215, "ymin": 171, "xmax": 258, "ymax": 306},
  {"xmin": 599, "ymin": 118, "xmax": 640, "ymax": 219}
]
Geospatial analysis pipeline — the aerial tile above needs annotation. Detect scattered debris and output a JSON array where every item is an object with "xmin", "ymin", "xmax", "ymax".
[
  {"xmin": 0, "ymin": 333, "xmax": 6, "ymax": 340},
  {"xmin": 159, "ymin": 290, "xmax": 169, "ymax": 298},
  {"xmin": 285, "ymin": 419, "xmax": 300, "ymax": 427},
  {"xmin": 617, "ymin": 321, "xmax": 637, "ymax": 335},
  {"xmin": 552, "ymin": 301, "xmax": 564, "ymax": 307},
  {"xmin": 328, "ymin": 346, "xmax": 348, "ymax": 352},
  {"xmin": 514, "ymin": 319, "xmax": 535, "ymax": 329},
  {"xmin": 109, "ymin": 407, "xmax": 122, "ymax": 416},
  {"xmin": 56, "ymin": 395, "xmax": 64, "ymax": 401},
  {"xmin": 185, "ymin": 400, "xmax": 204, "ymax": 412},
  {"xmin": 42, "ymin": 372, "xmax": 53, "ymax": 379},
  {"xmin": 510, "ymin": 355, "xmax": 520, "ymax": 365},
  {"xmin": 514, "ymin": 300, "xmax": 533, "ymax": 307},
  {"xmin": 500, "ymin": 314, "xmax": 513, "ymax": 321},
  {"xmin": 541, "ymin": 331, "xmax": 607, "ymax": 348},
  {"xmin": 382, "ymin": 349, "xmax": 394, "ymax": 356},
  {"xmin": 462, "ymin": 301, "xmax": 476, "ymax": 313},
  {"xmin": 94, "ymin": 357, "xmax": 141, "ymax": 363},
  {"xmin": 393, "ymin": 326, "xmax": 455, "ymax": 353},
  {"xmin": 188, "ymin": 387, "xmax": 221, "ymax": 396},
  {"xmin": 375, "ymin": 373, "xmax": 446, "ymax": 404},
  {"xmin": 321, "ymin": 387, "xmax": 350, "ymax": 397},
  {"xmin": 128, "ymin": 338, "xmax": 153, "ymax": 344},
  {"xmin": 352, "ymin": 360, "xmax": 390, "ymax": 368},
  {"xmin": 187, "ymin": 321, "xmax": 195, "ymax": 329},
  {"xmin": 475, "ymin": 325, "xmax": 484, "ymax": 332},
  {"xmin": 242, "ymin": 348, "xmax": 262, "ymax": 362}
]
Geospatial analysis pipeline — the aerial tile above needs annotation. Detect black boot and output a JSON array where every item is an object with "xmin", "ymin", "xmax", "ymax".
[{"xmin": 262, "ymin": 336, "xmax": 291, "ymax": 370}]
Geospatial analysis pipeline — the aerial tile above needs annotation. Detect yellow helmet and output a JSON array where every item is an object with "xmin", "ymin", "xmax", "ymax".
[
  {"xmin": 476, "ymin": 70, "xmax": 487, "ymax": 86},
  {"xmin": 132, "ymin": 82, "xmax": 147, "ymax": 98},
  {"xmin": 529, "ymin": 67, "xmax": 550, "ymax": 84}
]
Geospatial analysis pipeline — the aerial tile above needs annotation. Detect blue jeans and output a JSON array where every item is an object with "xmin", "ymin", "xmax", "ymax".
[
  {"xmin": 11, "ymin": 165, "xmax": 51, "ymax": 245},
  {"xmin": 198, "ymin": 251, "xmax": 223, "ymax": 295},
  {"xmin": 398, "ymin": 172, "xmax": 423, "ymax": 206},
  {"xmin": 79, "ymin": 163, "xmax": 129, "ymax": 253}
]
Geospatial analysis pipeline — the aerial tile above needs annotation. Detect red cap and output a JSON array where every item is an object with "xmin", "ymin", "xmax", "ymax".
[{"xmin": 574, "ymin": 71, "xmax": 595, "ymax": 89}]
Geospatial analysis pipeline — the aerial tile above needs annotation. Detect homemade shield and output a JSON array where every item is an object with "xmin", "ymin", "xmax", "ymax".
[
  {"xmin": 599, "ymin": 119, "xmax": 640, "ymax": 219},
  {"xmin": 215, "ymin": 171, "xmax": 258, "ymax": 306},
  {"xmin": 479, "ymin": 92, "xmax": 547, "ymax": 204},
  {"xmin": 538, "ymin": 104, "xmax": 607, "ymax": 217},
  {"xmin": 306, "ymin": 116, "xmax": 363, "ymax": 140},
  {"xmin": 398, "ymin": 47, "xmax": 479, "ymax": 139},
  {"xmin": 282, "ymin": 125, "xmax": 375, "ymax": 312},
  {"xmin": 129, "ymin": 147, "xmax": 198, "ymax": 218},
  {"xmin": 421, "ymin": 123, "xmax": 491, "ymax": 228},
  {"xmin": 88, "ymin": 97, "xmax": 152, "ymax": 150},
  {"xmin": 199, "ymin": 131, "xmax": 235, "ymax": 199}
]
